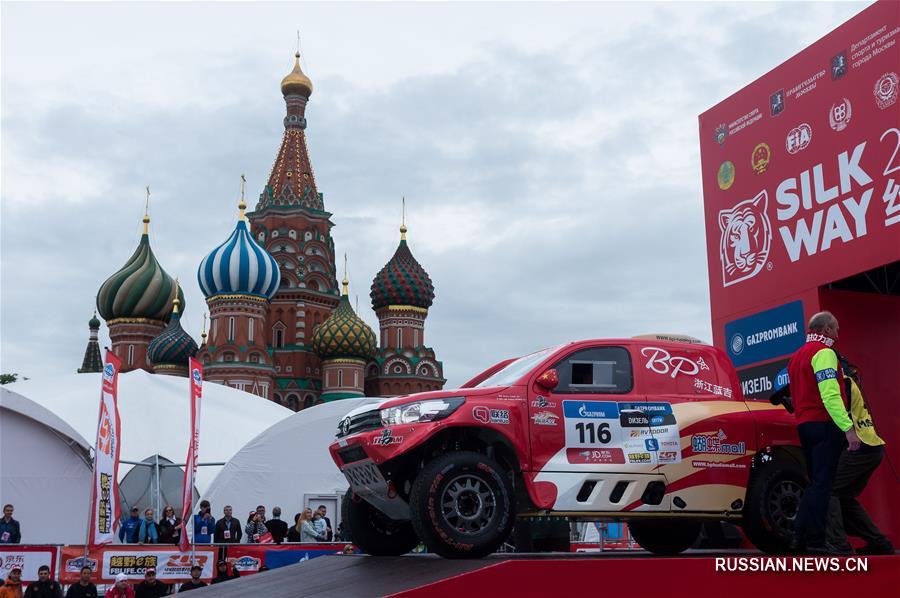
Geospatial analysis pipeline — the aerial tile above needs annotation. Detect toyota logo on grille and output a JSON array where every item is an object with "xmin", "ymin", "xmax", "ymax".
[{"xmin": 338, "ymin": 418, "xmax": 351, "ymax": 437}]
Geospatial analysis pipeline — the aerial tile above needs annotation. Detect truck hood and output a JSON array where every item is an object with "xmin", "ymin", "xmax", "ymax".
[{"xmin": 378, "ymin": 385, "xmax": 515, "ymax": 410}]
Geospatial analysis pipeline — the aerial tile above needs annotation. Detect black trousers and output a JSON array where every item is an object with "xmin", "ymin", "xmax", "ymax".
[
  {"xmin": 826, "ymin": 445, "xmax": 890, "ymax": 547},
  {"xmin": 795, "ymin": 421, "xmax": 846, "ymax": 546}
]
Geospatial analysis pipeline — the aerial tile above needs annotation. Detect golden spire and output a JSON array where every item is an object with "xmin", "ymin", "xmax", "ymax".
[
  {"xmin": 237, "ymin": 174, "xmax": 247, "ymax": 220},
  {"xmin": 280, "ymin": 40, "xmax": 314, "ymax": 97},
  {"xmin": 142, "ymin": 186, "xmax": 151, "ymax": 234},
  {"xmin": 341, "ymin": 253, "xmax": 349, "ymax": 296},
  {"xmin": 172, "ymin": 278, "xmax": 181, "ymax": 314},
  {"xmin": 400, "ymin": 196, "xmax": 407, "ymax": 240}
]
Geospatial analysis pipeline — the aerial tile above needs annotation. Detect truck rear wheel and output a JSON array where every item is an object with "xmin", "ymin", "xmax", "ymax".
[
  {"xmin": 742, "ymin": 461, "xmax": 806, "ymax": 553},
  {"xmin": 628, "ymin": 519, "xmax": 701, "ymax": 555},
  {"xmin": 410, "ymin": 451, "xmax": 515, "ymax": 558},
  {"xmin": 341, "ymin": 492, "xmax": 419, "ymax": 556}
]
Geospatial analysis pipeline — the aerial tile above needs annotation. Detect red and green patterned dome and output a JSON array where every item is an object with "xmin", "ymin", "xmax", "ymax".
[
  {"xmin": 370, "ymin": 226, "xmax": 434, "ymax": 310},
  {"xmin": 312, "ymin": 282, "xmax": 376, "ymax": 361}
]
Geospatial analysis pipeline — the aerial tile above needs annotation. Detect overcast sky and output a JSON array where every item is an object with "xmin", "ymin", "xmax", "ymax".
[{"xmin": 1, "ymin": 1, "xmax": 869, "ymax": 387}]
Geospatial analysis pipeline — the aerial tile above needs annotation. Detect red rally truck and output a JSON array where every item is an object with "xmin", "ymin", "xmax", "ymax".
[{"xmin": 329, "ymin": 336, "xmax": 803, "ymax": 558}]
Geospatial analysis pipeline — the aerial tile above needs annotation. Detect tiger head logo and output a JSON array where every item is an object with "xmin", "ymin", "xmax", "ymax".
[{"xmin": 718, "ymin": 190, "xmax": 772, "ymax": 287}]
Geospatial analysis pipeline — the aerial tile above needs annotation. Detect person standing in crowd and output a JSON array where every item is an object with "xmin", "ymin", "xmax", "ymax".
[
  {"xmin": 118, "ymin": 508, "xmax": 141, "ymax": 544},
  {"xmin": 245, "ymin": 511, "xmax": 268, "ymax": 543},
  {"xmin": 825, "ymin": 358, "xmax": 895, "ymax": 555},
  {"xmin": 246, "ymin": 505, "xmax": 266, "ymax": 525},
  {"xmin": 133, "ymin": 569, "xmax": 166, "ymax": 598},
  {"xmin": 193, "ymin": 501, "xmax": 215, "ymax": 544},
  {"xmin": 210, "ymin": 560, "xmax": 240, "ymax": 584},
  {"xmin": 136, "ymin": 510, "xmax": 159, "ymax": 545},
  {"xmin": 789, "ymin": 312, "xmax": 860, "ymax": 553},
  {"xmin": 311, "ymin": 510, "xmax": 328, "ymax": 542},
  {"xmin": 157, "ymin": 506, "xmax": 182, "ymax": 545},
  {"xmin": 214, "ymin": 506, "xmax": 241, "ymax": 543},
  {"xmin": 265, "ymin": 507, "xmax": 288, "ymax": 544},
  {"xmin": 0, "ymin": 566, "xmax": 23, "ymax": 598},
  {"xmin": 177, "ymin": 566, "xmax": 207, "ymax": 592},
  {"xmin": 64, "ymin": 566, "xmax": 97, "ymax": 598},
  {"xmin": 0, "ymin": 504, "xmax": 21, "ymax": 544},
  {"xmin": 22, "ymin": 565, "xmax": 62, "ymax": 598},
  {"xmin": 316, "ymin": 505, "xmax": 333, "ymax": 541},
  {"xmin": 103, "ymin": 574, "xmax": 133, "ymax": 598},
  {"xmin": 295, "ymin": 508, "xmax": 325, "ymax": 543}
]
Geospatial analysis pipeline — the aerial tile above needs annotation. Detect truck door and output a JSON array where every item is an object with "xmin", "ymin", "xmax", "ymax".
[{"xmin": 529, "ymin": 345, "xmax": 669, "ymax": 512}]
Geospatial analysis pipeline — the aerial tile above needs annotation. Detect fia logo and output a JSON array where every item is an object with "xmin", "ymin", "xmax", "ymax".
[
  {"xmin": 785, "ymin": 123, "xmax": 812, "ymax": 154},
  {"xmin": 829, "ymin": 99, "xmax": 852, "ymax": 132},
  {"xmin": 831, "ymin": 51, "xmax": 848, "ymax": 80},
  {"xmin": 770, "ymin": 89, "xmax": 785, "ymax": 116},
  {"xmin": 718, "ymin": 190, "xmax": 772, "ymax": 287}
]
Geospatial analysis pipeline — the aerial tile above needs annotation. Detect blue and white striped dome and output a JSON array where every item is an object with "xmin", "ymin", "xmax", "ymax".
[{"xmin": 198, "ymin": 220, "xmax": 281, "ymax": 299}]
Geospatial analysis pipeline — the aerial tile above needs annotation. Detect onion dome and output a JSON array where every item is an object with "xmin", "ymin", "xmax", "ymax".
[
  {"xmin": 147, "ymin": 293, "xmax": 198, "ymax": 371},
  {"xmin": 89, "ymin": 311, "xmax": 101, "ymax": 329},
  {"xmin": 312, "ymin": 279, "xmax": 376, "ymax": 361},
  {"xmin": 370, "ymin": 223, "xmax": 435, "ymax": 310},
  {"xmin": 198, "ymin": 186, "xmax": 281, "ymax": 299},
  {"xmin": 281, "ymin": 52, "xmax": 313, "ymax": 97},
  {"xmin": 97, "ymin": 211, "xmax": 185, "ymax": 322}
]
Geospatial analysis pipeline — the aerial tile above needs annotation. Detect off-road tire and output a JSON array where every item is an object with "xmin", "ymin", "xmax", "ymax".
[
  {"xmin": 410, "ymin": 451, "xmax": 515, "ymax": 558},
  {"xmin": 341, "ymin": 492, "xmax": 419, "ymax": 556},
  {"xmin": 742, "ymin": 460, "xmax": 807, "ymax": 553},
  {"xmin": 628, "ymin": 519, "xmax": 701, "ymax": 555}
]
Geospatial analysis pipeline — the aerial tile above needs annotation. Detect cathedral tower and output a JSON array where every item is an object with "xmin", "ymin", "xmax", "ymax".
[
  {"xmin": 247, "ymin": 51, "xmax": 339, "ymax": 409},
  {"xmin": 147, "ymin": 287, "xmax": 199, "ymax": 377},
  {"xmin": 197, "ymin": 183, "xmax": 281, "ymax": 398},
  {"xmin": 368, "ymin": 220, "xmax": 445, "ymax": 396},
  {"xmin": 77, "ymin": 312, "xmax": 103, "ymax": 373},
  {"xmin": 96, "ymin": 206, "xmax": 184, "ymax": 372}
]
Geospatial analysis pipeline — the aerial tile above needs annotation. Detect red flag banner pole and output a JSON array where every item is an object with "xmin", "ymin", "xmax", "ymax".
[
  {"xmin": 180, "ymin": 358, "xmax": 203, "ymax": 556},
  {"xmin": 87, "ymin": 351, "xmax": 123, "ymax": 552}
]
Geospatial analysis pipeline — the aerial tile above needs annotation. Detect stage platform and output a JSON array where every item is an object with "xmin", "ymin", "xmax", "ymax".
[{"xmin": 187, "ymin": 550, "xmax": 899, "ymax": 598}]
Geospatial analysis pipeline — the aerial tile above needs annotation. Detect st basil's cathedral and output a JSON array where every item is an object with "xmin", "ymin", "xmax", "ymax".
[{"xmin": 83, "ymin": 51, "xmax": 446, "ymax": 410}]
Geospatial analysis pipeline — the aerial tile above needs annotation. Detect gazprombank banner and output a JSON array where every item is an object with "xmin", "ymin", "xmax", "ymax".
[
  {"xmin": 179, "ymin": 358, "xmax": 203, "ymax": 552},
  {"xmin": 89, "ymin": 351, "xmax": 122, "ymax": 546}
]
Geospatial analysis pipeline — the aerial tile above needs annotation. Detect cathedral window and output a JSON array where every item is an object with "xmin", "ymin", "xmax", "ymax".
[
  {"xmin": 397, "ymin": 328, "xmax": 402, "ymax": 348},
  {"xmin": 223, "ymin": 352, "xmax": 235, "ymax": 362},
  {"xmin": 249, "ymin": 353, "xmax": 260, "ymax": 363},
  {"xmin": 228, "ymin": 317, "xmax": 235, "ymax": 340},
  {"xmin": 274, "ymin": 328, "xmax": 284, "ymax": 348},
  {"xmin": 289, "ymin": 230, "xmax": 297, "ymax": 239},
  {"xmin": 127, "ymin": 345, "xmax": 134, "ymax": 366},
  {"xmin": 248, "ymin": 320, "xmax": 254, "ymax": 342},
  {"xmin": 414, "ymin": 329, "xmax": 419, "ymax": 347},
  {"xmin": 257, "ymin": 232, "xmax": 265, "ymax": 242},
  {"xmin": 353, "ymin": 370, "xmax": 359, "ymax": 387},
  {"xmin": 338, "ymin": 370, "xmax": 343, "ymax": 387},
  {"xmin": 213, "ymin": 319, "xmax": 218, "ymax": 338}
]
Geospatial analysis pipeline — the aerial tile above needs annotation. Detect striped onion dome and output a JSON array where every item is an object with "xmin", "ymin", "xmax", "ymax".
[
  {"xmin": 370, "ymin": 225, "xmax": 434, "ymax": 310},
  {"xmin": 198, "ymin": 219, "xmax": 281, "ymax": 299},
  {"xmin": 97, "ymin": 219, "xmax": 185, "ymax": 322},
  {"xmin": 147, "ymin": 299, "xmax": 198, "ymax": 370},
  {"xmin": 312, "ymin": 281, "xmax": 376, "ymax": 361}
]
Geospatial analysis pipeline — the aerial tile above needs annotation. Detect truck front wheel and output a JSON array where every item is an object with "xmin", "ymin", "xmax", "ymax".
[
  {"xmin": 410, "ymin": 451, "xmax": 515, "ymax": 558},
  {"xmin": 628, "ymin": 519, "xmax": 701, "ymax": 555},
  {"xmin": 341, "ymin": 492, "xmax": 419, "ymax": 556},
  {"xmin": 742, "ymin": 461, "xmax": 806, "ymax": 553}
]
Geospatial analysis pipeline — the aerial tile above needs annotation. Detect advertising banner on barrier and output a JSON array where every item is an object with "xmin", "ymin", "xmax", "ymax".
[
  {"xmin": 0, "ymin": 546, "xmax": 58, "ymax": 582},
  {"xmin": 59, "ymin": 545, "xmax": 216, "ymax": 584},
  {"xmin": 225, "ymin": 543, "xmax": 350, "ymax": 575},
  {"xmin": 179, "ymin": 357, "xmax": 203, "ymax": 552},
  {"xmin": 89, "ymin": 351, "xmax": 122, "ymax": 546}
]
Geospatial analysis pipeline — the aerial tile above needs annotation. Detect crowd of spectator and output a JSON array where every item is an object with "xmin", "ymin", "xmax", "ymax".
[{"xmin": 0, "ymin": 500, "xmax": 351, "ymax": 595}]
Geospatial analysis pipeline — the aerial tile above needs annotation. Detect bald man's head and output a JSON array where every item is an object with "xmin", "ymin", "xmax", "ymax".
[{"xmin": 808, "ymin": 311, "xmax": 839, "ymax": 339}]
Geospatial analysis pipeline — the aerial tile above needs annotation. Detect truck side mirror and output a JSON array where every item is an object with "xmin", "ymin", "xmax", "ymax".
[{"xmin": 535, "ymin": 369, "xmax": 559, "ymax": 390}]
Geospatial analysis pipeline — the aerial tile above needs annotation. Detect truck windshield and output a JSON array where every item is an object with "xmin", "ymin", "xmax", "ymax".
[{"xmin": 475, "ymin": 345, "xmax": 563, "ymax": 388}]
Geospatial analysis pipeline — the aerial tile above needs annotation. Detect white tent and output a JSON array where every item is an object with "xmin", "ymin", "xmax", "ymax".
[
  {"xmin": 1, "ymin": 370, "xmax": 291, "ymax": 543},
  {"xmin": 0, "ymin": 388, "xmax": 93, "ymax": 544},
  {"xmin": 202, "ymin": 398, "xmax": 383, "ymax": 529}
]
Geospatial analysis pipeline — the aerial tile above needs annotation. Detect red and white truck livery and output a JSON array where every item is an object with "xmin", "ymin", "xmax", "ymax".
[{"xmin": 329, "ymin": 336, "xmax": 804, "ymax": 558}]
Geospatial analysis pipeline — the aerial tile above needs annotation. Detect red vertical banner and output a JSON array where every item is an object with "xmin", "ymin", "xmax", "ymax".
[
  {"xmin": 90, "ymin": 351, "xmax": 122, "ymax": 546},
  {"xmin": 179, "ymin": 358, "xmax": 203, "ymax": 552}
]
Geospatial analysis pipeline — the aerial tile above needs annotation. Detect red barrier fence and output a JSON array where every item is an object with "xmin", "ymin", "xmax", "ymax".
[{"xmin": 0, "ymin": 545, "xmax": 58, "ymax": 582}]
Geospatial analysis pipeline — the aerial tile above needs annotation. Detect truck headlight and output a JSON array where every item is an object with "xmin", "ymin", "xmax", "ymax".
[{"xmin": 380, "ymin": 397, "xmax": 465, "ymax": 426}]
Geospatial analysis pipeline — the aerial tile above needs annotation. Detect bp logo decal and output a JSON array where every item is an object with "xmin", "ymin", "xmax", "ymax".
[{"xmin": 718, "ymin": 190, "xmax": 772, "ymax": 287}]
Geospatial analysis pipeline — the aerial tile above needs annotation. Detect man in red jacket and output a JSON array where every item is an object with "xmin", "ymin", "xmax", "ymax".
[{"xmin": 788, "ymin": 311, "xmax": 861, "ymax": 553}]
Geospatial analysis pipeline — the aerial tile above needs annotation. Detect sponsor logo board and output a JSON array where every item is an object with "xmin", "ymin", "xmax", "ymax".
[
  {"xmin": 725, "ymin": 300, "xmax": 805, "ymax": 367},
  {"xmin": 472, "ymin": 407, "xmax": 510, "ymax": 425},
  {"xmin": 737, "ymin": 358, "xmax": 791, "ymax": 401},
  {"xmin": 566, "ymin": 447, "xmax": 625, "ymax": 465}
]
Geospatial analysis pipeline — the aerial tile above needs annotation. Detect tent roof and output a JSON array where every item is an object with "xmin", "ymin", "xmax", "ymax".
[
  {"xmin": 202, "ymin": 397, "xmax": 384, "ymax": 519},
  {"xmin": 4, "ymin": 370, "xmax": 292, "ymax": 493}
]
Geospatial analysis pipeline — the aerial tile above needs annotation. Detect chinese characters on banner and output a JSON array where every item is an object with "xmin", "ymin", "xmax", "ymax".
[
  {"xmin": 90, "ymin": 351, "xmax": 122, "ymax": 545},
  {"xmin": 179, "ymin": 358, "xmax": 203, "ymax": 552}
]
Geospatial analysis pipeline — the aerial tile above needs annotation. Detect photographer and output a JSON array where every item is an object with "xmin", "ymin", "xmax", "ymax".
[{"xmin": 193, "ymin": 500, "xmax": 216, "ymax": 544}]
